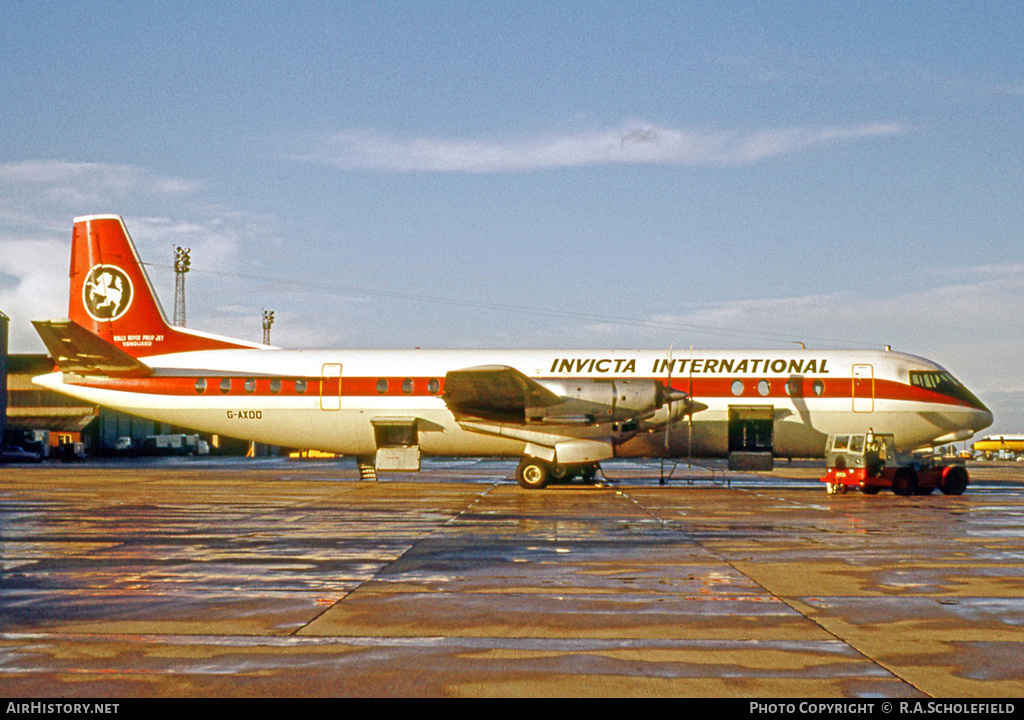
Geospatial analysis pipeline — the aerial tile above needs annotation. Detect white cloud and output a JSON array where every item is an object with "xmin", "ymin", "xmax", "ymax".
[
  {"xmin": 0, "ymin": 160, "xmax": 264, "ymax": 352},
  {"xmin": 0, "ymin": 237, "xmax": 69, "ymax": 352},
  {"xmin": 302, "ymin": 121, "xmax": 908, "ymax": 174},
  {"xmin": 0, "ymin": 160, "xmax": 201, "ymax": 229}
]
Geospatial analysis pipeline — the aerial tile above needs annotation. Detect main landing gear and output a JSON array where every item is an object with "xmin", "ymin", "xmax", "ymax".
[{"xmin": 515, "ymin": 457, "xmax": 600, "ymax": 490}]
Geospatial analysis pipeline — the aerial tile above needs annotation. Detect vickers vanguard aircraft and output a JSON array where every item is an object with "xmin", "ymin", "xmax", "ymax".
[{"xmin": 33, "ymin": 215, "xmax": 993, "ymax": 488}]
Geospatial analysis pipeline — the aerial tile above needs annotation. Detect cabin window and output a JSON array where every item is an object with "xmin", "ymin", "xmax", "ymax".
[
  {"xmin": 757, "ymin": 380, "xmax": 770, "ymax": 396},
  {"xmin": 244, "ymin": 378, "xmax": 256, "ymax": 394},
  {"xmin": 731, "ymin": 380, "xmax": 744, "ymax": 396},
  {"xmin": 270, "ymin": 379, "xmax": 281, "ymax": 394},
  {"xmin": 428, "ymin": 378, "xmax": 440, "ymax": 394},
  {"xmin": 295, "ymin": 379, "xmax": 307, "ymax": 394},
  {"xmin": 812, "ymin": 379, "xmax": 825, "ymax": 396},
  {"xmin": 402, "ymin": 378, "xmax": 414, "ymax": 394},
  {"xmin": 195, "ymin": 378, "xmax": 207, "ymax": 394},
  {"xmin": 785, "ymin": 379, "xmax": 801, "ymax": 396},
  {"xmin": 219, "ymin": 378, "xmax": 231, "ymax": 394},
  {"xmin": 376, "ymin": 378, "xmax": 389, "ymax": 394}
]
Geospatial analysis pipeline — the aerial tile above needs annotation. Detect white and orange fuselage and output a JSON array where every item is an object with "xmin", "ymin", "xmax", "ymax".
[
  {"xmin": 34, "ymin": 346, "xmax": 992, "ymax": 459},
  {"xmin": 33, "ymin": 216, "xmax": 993, "ymax": 473}
]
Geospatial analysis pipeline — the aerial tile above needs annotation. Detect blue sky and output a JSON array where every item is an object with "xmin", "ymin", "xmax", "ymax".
[{"xmin": 1, "ymin": 1, "xmax": 1022, "ymax": 435}]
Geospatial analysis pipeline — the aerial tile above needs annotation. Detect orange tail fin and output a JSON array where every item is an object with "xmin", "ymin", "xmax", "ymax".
[{"xmin": 69, "ymin": 215, "xmax": 261, "ymax": 357}]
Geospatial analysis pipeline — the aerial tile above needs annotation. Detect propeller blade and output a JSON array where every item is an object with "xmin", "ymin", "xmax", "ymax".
[{"xmin": 664, "ymin": 344, "xmax": 673, "ymax": 450}]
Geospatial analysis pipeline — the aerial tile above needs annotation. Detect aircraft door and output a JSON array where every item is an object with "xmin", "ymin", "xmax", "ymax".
[
  {"xmin": 852, "ymin": 364, "xmax": 874, "ymax": 413},
  {"xmin": 320, "ymin": 363, "xmax": 342, "ymax": 410},
  {"xmin": 371, "ymin": 418, "xmax": 421, "ymax": 471},
  {"xmin": 728, "ymin": 405, "xmax": 774, "ymax": 470}
]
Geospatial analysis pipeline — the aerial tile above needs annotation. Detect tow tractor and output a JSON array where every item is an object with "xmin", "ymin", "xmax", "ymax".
[{"xmin": 821, "ymin": 430, "xmax": 969, "ymax": 496}]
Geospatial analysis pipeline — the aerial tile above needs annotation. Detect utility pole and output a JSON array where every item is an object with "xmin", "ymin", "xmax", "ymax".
[
  {"xmin": 173, "ymin": 246, "xmax": 191, "ymax": 327},
  {"xmin": 262, "ymin": 309, "xmax": 274, "ymax": 345}
]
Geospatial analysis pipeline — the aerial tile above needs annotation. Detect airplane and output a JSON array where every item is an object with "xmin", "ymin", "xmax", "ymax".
[
  {"xmin": 971, "ymin": 435, "xmax": 1024, "ymax": 459},
  {"xmin": 32, "ymin": 215, "xmax": 994, "ymax": 489}
]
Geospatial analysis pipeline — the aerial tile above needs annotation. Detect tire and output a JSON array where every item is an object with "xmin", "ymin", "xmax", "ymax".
[
  {"xmin": 549, "ymin": 463, "xmax": 571, "ymax": 482},
  {"xmin": 892, "ymin": 468, "xmax": 918, "ymax": 496},
  {"xmin": 516, "ymin": 458, "xmax": 550, "ymax": 490},
  {"xmin": 860, "ymin": 484, "xmax": 881, "ymax": 495},
  {"xmin": 941, "ymin": 466, "xmax": 969, "ymax": 496}
]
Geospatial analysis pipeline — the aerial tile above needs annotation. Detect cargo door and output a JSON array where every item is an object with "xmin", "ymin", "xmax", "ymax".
[
  {"xmin": 852, "ymin": 364, "xmax": 874, "ymax": 413},
  {"xmin": 320, "ymin": 363, "xmax": 342, "ymax": 410},
  {"xmin": 372, "ymin": 417, "xmax": 421, "ymax": 471},
  {"xmin": 728, "ymin": 405, "xmax": 774, "ymax": 471}
]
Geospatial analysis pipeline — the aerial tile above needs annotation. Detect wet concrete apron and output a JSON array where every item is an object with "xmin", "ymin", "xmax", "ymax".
[{"xmin": 1, "ymin": 463, "xmax": 1022, "ymax": 696}]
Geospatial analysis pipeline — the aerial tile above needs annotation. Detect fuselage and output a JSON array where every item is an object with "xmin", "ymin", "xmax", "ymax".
[
  {"xmin": 972, "ymin": 435, "xmax": 1024, "ymax": 454},
  {"xmin": 34, "ymin": 346, "xmax": 993, "ymax": 460}
]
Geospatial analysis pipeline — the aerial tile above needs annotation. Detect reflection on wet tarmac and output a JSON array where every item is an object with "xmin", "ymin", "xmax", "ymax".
[{"xmin": 1, "ymin": 458, "xmax": 1023, "ymax": 697}]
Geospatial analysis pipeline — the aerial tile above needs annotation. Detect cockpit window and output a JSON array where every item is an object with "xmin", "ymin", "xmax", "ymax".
[{"xmin": 909, "ymin": 371, "xmax": 986, "ymax": 409}]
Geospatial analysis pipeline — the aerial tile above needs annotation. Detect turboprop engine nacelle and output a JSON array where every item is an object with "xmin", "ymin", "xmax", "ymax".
[
  {"xmin": 530, "ymin": 378, "xmax": 676, "ymax": 424},
  {"xmin": 638, "ymin": 395, "xmax": 705, "ymax": 433}
]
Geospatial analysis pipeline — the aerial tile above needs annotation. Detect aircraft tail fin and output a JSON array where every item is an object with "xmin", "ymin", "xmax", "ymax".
[{"xmin": 68, "ymin": 215, "xmax": 262, "ymax": 357}]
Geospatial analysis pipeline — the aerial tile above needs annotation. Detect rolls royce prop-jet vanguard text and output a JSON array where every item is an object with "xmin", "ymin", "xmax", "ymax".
[{"xmin": 33, "ymin": 216, "xmax": 993, "ymax": 489}]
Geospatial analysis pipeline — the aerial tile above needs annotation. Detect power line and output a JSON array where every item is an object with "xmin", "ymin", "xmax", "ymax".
[{"xmin": 143, "ymin": 261, "xmax": 881, "ymax": 349}]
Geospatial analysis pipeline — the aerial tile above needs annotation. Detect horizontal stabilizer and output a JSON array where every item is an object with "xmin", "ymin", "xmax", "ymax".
[{"xmin": 32, "ymin": 319, "xmax": 152, "ymax": 377}]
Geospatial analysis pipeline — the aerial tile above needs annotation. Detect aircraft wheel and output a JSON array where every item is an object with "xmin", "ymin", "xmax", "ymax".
[
  {"xmin": 892, "ymin": 468, "xmax": 918, "ymax": 496},
  {"xmin": 549, "ymin": 463, "xmax": 571, "ymax": 483},
  {"xmin": 941, "ymin": 466, "xmax": 969, "ymax": 496},
  {"xmin": 516, "ymin": 458, "xmax": 550, "ymax": 490}
]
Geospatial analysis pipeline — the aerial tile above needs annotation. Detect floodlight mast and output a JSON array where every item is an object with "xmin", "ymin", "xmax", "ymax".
[
  {"xmin": 173, "ymin": 246, "xmax": 191, "ymax": 327},
  {"xmin": 262, "ymin": 309, "xmax": 274, "ymax": 345}
]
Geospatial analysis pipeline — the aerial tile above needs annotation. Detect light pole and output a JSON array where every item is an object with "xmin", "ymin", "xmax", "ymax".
[
  {"xmin": 262, "ymin": 309, "xmax": 274, "ymax": 345},
  {"xmin": 173, "ymin": 246, "xmax": 191, "ymax": 327}
]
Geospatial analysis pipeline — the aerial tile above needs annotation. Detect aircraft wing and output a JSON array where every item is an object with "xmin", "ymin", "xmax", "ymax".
[
  {"xmin": 442, "ymin": 365, "xmax": 562, "ymax": 423},
  {"xmin": 32, "ymin": 319, "xmax": 152, "ymax": 378}
]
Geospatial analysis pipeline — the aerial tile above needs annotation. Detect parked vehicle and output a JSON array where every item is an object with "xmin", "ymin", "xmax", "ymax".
[
  {"xmin": 140, "ymin": 434, "xmax": 207, "ymax": 456},
  {"xmin": 821, "ymin": 431, "xmax": 969, "ymax": 496},
  {"xmin": 1, "ymin": 445, "xmax": 43, "ymax": 464}
]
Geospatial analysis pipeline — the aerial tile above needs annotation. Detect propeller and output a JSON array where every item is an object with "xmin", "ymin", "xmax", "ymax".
[
  {"xmin": 659, "ymin": 345, "xmax": 709, "ymax": 483},
  {"xmin": 664, "ymin": 344, "xmax": 673, "ymax": 451},
  {"xmin": 687, "ymin": 346, "xmax": 694, "ymax": 467},
  {"xmin": 659, "ymin": 345, "xmax": 705, "ymax": 449},
  {"xmin": 660, "ymin": 344, "xmax": 674, "ymax": 486}
]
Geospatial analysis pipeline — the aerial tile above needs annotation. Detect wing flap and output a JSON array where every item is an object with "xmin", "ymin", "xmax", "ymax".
[{"xmin": 32, "ymin": 319, "xmax": 152, "ymax": 378}]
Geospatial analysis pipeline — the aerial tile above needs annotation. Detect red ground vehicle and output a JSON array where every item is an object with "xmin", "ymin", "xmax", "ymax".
[{"xmin": 821, "ymin": 431, "xmax": 969, "ymax": 496}]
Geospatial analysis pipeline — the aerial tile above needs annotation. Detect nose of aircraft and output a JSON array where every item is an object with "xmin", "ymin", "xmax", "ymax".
[
  {"xmin": 935, "ymin": 395, "xmax": 994, "ymax": 445},
  {"xmin": 961, "ymin": 381, "xmax": 994, "ymax": 434},
  {"xmin": 975, "ymin": 406, "xmax": 995, "ymax": 433}
]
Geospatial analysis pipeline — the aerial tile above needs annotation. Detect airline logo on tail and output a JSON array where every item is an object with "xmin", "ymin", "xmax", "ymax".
[
  {"xmin": 83, "ymin": 265, "xmax": 133, "ymax": 321},
  {"xmin": 64, "ymin": 214, "xmax": 265, "ymax": 357}
]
